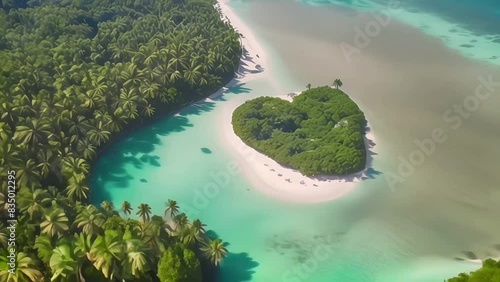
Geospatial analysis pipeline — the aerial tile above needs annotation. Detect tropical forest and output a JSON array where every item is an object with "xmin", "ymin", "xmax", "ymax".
[
  {"xmin": 232, "ymin": 86, "xmax": 367, "ymax": 176},
  {"xmin": 0, "ymin": 0, "xmax": 240, "ymax": 280}
]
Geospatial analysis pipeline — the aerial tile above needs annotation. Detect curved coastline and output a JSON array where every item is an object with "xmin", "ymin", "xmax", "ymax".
[
  {"xmin": 202, "ymin": 0, "xmax": 268, "ymax": 103},
  {"xmin": 215, "ymin": 0, "xmax": 378, "ymax": 203},
  {"xmin": 222, "ymin": 92, "xmax": 377, "ymax": 203}
]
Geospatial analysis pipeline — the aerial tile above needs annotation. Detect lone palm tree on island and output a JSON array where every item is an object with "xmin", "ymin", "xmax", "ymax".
[{"xmin": 333, "ymin": 78, "xmax": 343, "ymax": 89}]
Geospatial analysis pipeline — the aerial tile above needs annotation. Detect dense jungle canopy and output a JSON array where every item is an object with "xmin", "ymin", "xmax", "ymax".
[{"xmin": 0, "ymin": 0, "xmax": 240, "ymax": 280}]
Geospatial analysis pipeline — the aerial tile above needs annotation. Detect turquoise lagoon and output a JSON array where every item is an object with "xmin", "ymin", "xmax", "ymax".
[{"xmin": 92, "ymin": 0, "xmax": 500, "ymax": 281}]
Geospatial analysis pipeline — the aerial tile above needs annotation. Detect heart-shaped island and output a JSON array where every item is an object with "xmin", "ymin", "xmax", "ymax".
[{"xmin": 232, "ymin": 86, "xmax": 367, "ymax": 176}]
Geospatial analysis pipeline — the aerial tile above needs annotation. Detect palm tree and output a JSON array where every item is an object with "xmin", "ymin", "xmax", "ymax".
[
  {"xmin": 141, "ymin": 104, "xmax": 155, "ymax": 119},
  {"xmin": 13, "ymin": 117, "xmax": 51, "ymax": 147},
  {"xmin": 67, "ymin": 116, "xmax": 91, "ymax": 138},
  {"xmin": 181, "ymin": 220, "xmax": 206, "ymax": 246},
  {"xmin": 46, "ymin": 186, "xmax": 71, "ymax": 212},
  {"xmin": 146, "ymin": 216, "xmax": 169, "ymax": 253},
  {"xmin": 65, "ymin": 174, "xmax": 90, "ymax": 201},
  {"xmin": 50, "ymin": 243, "xmax": 87, "ymax": 282},
  {"xmin": 0, "ymin": 252, "xmax": 43, "ymax": 282},
  {"xmin": 134, "ymin": 220, "xmax": 151, "ymax": 241},
  {"xmin": 88, "ymin": 120, "xmax": 111, "ymax": 146},
  {"xmin": 117, "ymin": 87, "xmax": 140, "ymax": 116},
  {"xmin": 192, "ymin": 219, "xmax": 206, "ymax": 235},
  {"xmin": 306, "ymin": 83, "xmax": 311, "ymax": 90},
  {"xmin": 183, "ymin": 59, "xmax": 202, "ymax": 86},
  {"xmin": 0, "ymin": 142, "xmax": 23, "ymax": 170},
  {"xmin": 76, "ymin": 139, "xmax": 96, "ymax": 160},
  {"xmin": 74, "ymin": 233, "xmax": 92, "ymax": 262},
  {"xmin": 18, "ymin": 188, "xmax": 51, "ymax": 220},
  {"xmin": 121, "ymin": 201, "xmax": 133, "ymax": 219},
  {"xmin": 201, "ymin": 239, "xmax": 228, "ymax": 266},
  {"xmin": 40, "ymin": 208, "xmax": 70, "ymax": 239},
  {"xmin": 120, "ymin": 63, "xmax": 145, "ymax": 89},
  {"xmin": 174, "ymin": 213, "xmax": 189, "ymax": 231},
  {"xmin": 181, "ymin": 227, "xmax": 198, "ymax": 247},
  {"xmin": 105, "ymin": 111, "xmax": 128, "ymax": 133},
  {"xmin": 75, "ymin": 205, "xmax": 106, "ymax": 235},
  {"xmin": 36, "ymin": 149, "xmax": 55, "ymax": 179},
  {"xmin": 34, "ymin": 235, "xmax": 56, "ymax": 266},
  {"xmin": 0, "ymin": 223, "xmax": 8, "ymax": 247},
  {"xmin": 61, "ymin": 156, "xmax": 90, "ymax": 178},
  {"xmin": 140, "ymin": 81, "xmax": 161, "ymax": 99},
  {"xmin": 136, "ymin": 203, "xmax": 152, "ymax": 222},
  {"xmin": 164, "ymin": 199, "xmax": 179, "ymax": 219},
  {"xmin": 16, "ymin": 158, "xmax": 40, "ymax": 190},
  {"xmin": 333, "ymin": 78, "xmax": 343, "ymax": 89},
  {"xmin": 0, "ymin": 93, "xmax": 16, "ymax": 127},
  {"xmin": 100, "ymin": 201, "xmax": 115, "ymax": 217},
  {"xmin": 89, "ymin": 230, "xmax": 125, "ymax": 280},
  {"xmin": 121, "ymin": 232, "xmax": 149, "ymax": 279},
  {"xmin": 168, "ymin": 42, "xmax": 188, "ymax": 72}
]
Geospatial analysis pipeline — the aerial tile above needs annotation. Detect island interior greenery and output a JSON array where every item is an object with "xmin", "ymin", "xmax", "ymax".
[
  {"xmin": 447, "ymin": 259, "xmax": 500, "ymax": 282},
  {"xmin": 0, "ymin": 0, "xmax": 240, "ymax": 281},
  {"xmin": 232, "ymin": 86, "xmax": 367, "ymax": 176}
]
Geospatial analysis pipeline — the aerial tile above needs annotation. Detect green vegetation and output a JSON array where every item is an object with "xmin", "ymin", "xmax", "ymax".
[
  {"xmin": 0, "ymin": 0, "xmax": 239, "ymax": 280},
  {"xmin": 447, "ymin": 259, "xmax": 500, "ymax": 282},
  {"xmin": 232, "ymin": 86, "xmax": 367, "ymax": 176},
  {"xmin": 157, "ymin": 244, "xmax": 202, "ymax": 282}
]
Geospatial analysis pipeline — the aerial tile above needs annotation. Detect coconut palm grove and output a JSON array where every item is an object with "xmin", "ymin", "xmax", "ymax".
[{"xmin": 0, "ymin": 0, "xmax": 239, "ymax": 281}]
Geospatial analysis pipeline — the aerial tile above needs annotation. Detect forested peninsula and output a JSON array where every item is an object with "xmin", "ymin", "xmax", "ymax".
[
  {"xmin": 232, "ymin": 86, "xmax": 367, "ymax": 176},
  {"xmin": 0, "ymin": 0, "xmax": 240, "ymax": 281}
]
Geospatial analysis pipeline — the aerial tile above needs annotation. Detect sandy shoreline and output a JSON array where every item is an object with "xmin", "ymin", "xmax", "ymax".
[
  {"xmin": 222, "ymin": 95, "xmax": 378, "ymax": 203},
  {"xmin": 213, "ymin": 0, "xmax": 378, "ymax": 203},
  {"xmin": 203, "ymin": 0, "xmax": 267, "ymax": 103}
]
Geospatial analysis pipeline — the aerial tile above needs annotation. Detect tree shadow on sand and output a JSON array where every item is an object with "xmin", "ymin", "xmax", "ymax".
[{"xmin": 229, "ymin": 83, "xmax": 251, "ymax": 95}]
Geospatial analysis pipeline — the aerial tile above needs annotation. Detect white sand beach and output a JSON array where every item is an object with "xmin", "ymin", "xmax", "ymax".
[
  {"xmin": 203, "ymin": 0, "xmax": 268, "ymax": 103},
  {"xmin": 222, "ymin": 95, "xmax": 378, "ymax": 203},
  {"xmin": 213, "ymin": 0, "xmax": 378, "ymax": 203}
]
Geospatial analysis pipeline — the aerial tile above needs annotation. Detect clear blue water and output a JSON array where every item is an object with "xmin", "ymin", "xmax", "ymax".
[
  {"xmin": 91, "ymin": 0, "xmax": 500, "ymax": 281},
  {"xmin": 299, "ymin": 0, "xmax": 500, "ymax": 64}
]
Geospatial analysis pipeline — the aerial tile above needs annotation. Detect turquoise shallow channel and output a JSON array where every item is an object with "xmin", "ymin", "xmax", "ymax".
[{"xmin": 92, "ymin": 0, "xmax": 500, "ymax": 281}]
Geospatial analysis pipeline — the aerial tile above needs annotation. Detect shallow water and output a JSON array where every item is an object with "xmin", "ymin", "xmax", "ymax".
[{"xmin": 92, "ymin": 0, "xmax": 500, "ymax": 281}]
